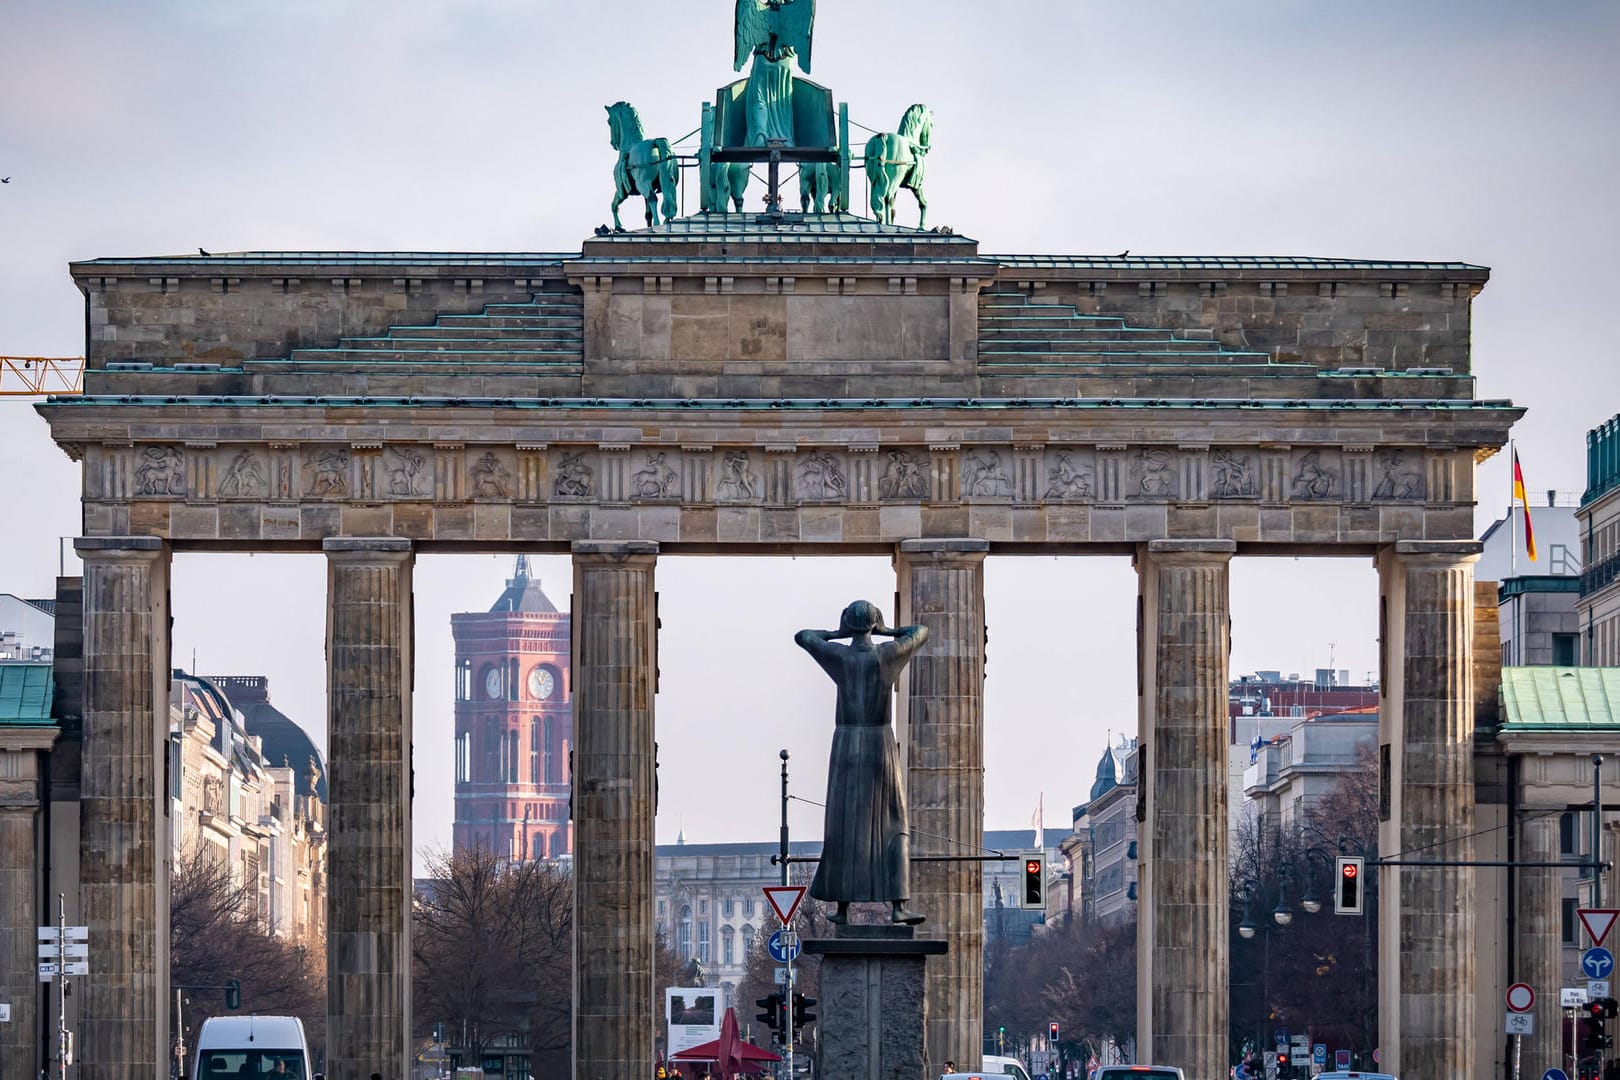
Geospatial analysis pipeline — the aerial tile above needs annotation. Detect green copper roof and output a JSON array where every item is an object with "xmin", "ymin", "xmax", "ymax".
[
  {"xmin": 1500, "ymin": 667, "xmax": 1620, "ymax": 731},
  {"xmin": 71, "ymin": 252, "xmax": 577, "ymax": 269},
  {"xmin": 0, "ymin": 663, "xmax": 54, "ymax": 726},
  {"xmin": 991, "ymin": 254, "xmax": 1489, "ymax": 273}
]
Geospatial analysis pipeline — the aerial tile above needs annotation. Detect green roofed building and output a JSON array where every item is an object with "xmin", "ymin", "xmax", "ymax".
[{"xmin": 0, "ymin": 660, "xmax": 58, "ymax": 1074}]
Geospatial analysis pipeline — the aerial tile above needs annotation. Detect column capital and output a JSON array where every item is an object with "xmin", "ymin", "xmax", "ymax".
[
  {"xmin": 323, "ymin": 537, "xmax": 413, "ymax": 559},
  {"xmin": 0, "ymin": 726, "xmax": 58, "ymax": 755},
  {"xmin": 75, "ymin": 536, "xmax": 167, "ymax": 559},
  {"xmin": 572, "ymin": 540, "xmax": 659, "ymax": 564},
  {"xmin": 1390, "ymin": 539, "xmax": 1482, "ymax": 563},
  {"xmin": 897, "ymin": 538, "xmax": 989, "ymax": 563},
  {"xmin": 1137, "ymin": 539, "xmax": 1236, "ymax": 566}
]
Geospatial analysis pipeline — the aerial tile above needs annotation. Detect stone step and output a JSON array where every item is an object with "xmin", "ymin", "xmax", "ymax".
[
  {"xmin": 983, "ymin": 343, "xmax": 1230, "ymax": 357},
  {"xmin": 285, "ymin": 347, "xmax": 582, "ymax": 366},
  {"xmin": 980, "ymin": 347, "xmax": 1269, "ymax": 362},
  {"xmin": 340, "ymin": 331, "xmax": 583, "ymax": 350},
  {"xmin": 978, "ymin": 361, "xmax": 1308, "ymax": 376},
  {"xmin": 980, "ymin": 328, "xmax": 1192, "ymax": 345},
  {"xmin": 424, "ymin": 314, "xmax": 584, "ymax": 331}
]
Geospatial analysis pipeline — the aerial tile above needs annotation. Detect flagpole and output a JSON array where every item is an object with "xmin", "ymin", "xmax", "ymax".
[{"xmin": 1509, "ymin": 439, "xmax": 1519, "ymax": 577}]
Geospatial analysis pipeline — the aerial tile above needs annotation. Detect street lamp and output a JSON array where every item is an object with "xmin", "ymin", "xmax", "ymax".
[{"xmin": 1272, "ymin": 870, "xmax": 1294, "ymax": 927}]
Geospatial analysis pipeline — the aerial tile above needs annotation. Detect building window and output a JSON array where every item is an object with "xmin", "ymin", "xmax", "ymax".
[
  {"xmin": 678, "ymin": 906, "xmax": 692, "ymax": 960},
  {"xmin": 741, "ymin": 924, "xmax": 756, "ymax": 955},
  {"xmin": 1554, "ymin": 633, "xmax": 1578, "ymax": 667},
  {"xmin": 456, "ymin": 659, "xmax": 473, "ymax": 702},
  {"xmin": 1564, "ymin": 898, "xmax": 1579, "ymax": 945},
  {"xmin": 658, "ymin": 899, "xmax": 666, "ymax": 917},
  {"xmin": 743, "ymin": 898, "xmax": 755, "ymax": 917},
  {"xmin": 697, "ymin": 920, "xmax": 710, "ymax": 963},
  {"xmin": 507, "ymin": 731, "xmax": 520, "ymax": 783},
  {"xmin": 1561, "ymin": 812, "xmax": 1578, "ymax": 856},
  {"xmin": 722, "ymin": 898, "xmax": 734, "ymax": 919},
  {"xmin": 484, "ymin": 719, "xmax": 500, "ymax": 782},
  {"xmin": 507, "ymin": 658, "xmax": 520, "ymax": 701},
  {"xmin": 698, "ymin": 899, "xmax": 707, "ymax": 915},
  {"xmin": 456, "ymin": 732, "xmax": 471, "ymax": 784},
  {"xmin": 544, "ymin": 716, "xmax": 557, "ymax": 784},
  {"xmin": 721, "ymin": 925, "xmax": 735, "ymax": 965},
  {"xmin": 530, "ymin": 718, "xmax": 540, "ymax": 784}
]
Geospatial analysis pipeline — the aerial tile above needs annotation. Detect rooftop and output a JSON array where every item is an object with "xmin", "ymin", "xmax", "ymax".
[
  {"xmin": 1499, "ymin": 667, "xmax": 1620, "ymax": 731},
  {"xmin": 0, "ymin": 662, "xmax": 55, "ymax": 726}
]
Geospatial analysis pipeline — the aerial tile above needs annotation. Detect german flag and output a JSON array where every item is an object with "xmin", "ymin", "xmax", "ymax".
[{"xmin": 1512, "ymin": 447, "xmax": 1537, "ymax": 562}]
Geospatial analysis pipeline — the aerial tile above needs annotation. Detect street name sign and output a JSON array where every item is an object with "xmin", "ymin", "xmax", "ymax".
[
  {"xmin": 1506, "ymin": 1012, "xmax": 1535, "ymax": 1035},
  {"xmin": 37, "ymin": 961, "xmax": 89, "ymax": 980},
  {"xmin": 36, "ymin": 926, "xmax": 87, "ymax": 942},
  {"xmin": 37, "ymin": 942, "xmax": 88, "ymax": 959},
  {"xmin": 1507, "ymin": 982, "xmax": 1536, "ymax": 1012},
  {"xmin": 763, "ymin": 885, "xmax": 806, "ymax": 925},
  {"xmin": 1580, "ymin": 909, "xmax": 1620, "ymax": 947},
  {"xmin": 1561, "ymin": 987, "xmax": 1589, "ymax": 1007}
]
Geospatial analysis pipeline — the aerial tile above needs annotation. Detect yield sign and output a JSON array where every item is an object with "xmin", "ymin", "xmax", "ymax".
[
  {"xmin": 763, "ymin": 885, "xmax": 807, "ymax": 925},
  {"xmin": 1580, "ymin": 909, "xmax": 1620, "ymax": 948}
]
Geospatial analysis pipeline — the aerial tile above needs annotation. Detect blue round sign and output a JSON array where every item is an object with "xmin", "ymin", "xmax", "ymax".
[
  {"xmin": 1582, "ymin": 946, "xmax": 1615, "ymax": 980},
  {"xmin": 767, "ymin": 929, "xmax": 800, "ymax": 963},
  {"xmin": 1543, "ymin": 1068, "xmax": 1570, "ymax": 1080}
]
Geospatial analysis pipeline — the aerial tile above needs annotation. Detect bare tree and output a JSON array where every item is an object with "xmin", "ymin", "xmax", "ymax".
[
  {"xmin": 170, "ymin": 848, "xmax": 326, "ymax": 1061},
  {"xmin": 412, "ymin": 847, "xmax": 573, "ymax": 1073}
]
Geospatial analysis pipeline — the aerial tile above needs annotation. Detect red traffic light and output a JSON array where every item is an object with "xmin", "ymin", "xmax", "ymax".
[
  {"xmin": 1026, "ymin": 859, "xmax": 1042, "ymax": 874},
  {"xmin": 1341, "ymin": 862, "xmax": 1359, "ymax": 879}
]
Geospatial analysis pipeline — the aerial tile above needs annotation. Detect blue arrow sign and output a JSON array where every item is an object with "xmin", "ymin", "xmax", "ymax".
[
  {"xmin": 1543, "ymin": 1069, "xmax": 1570, "ymax": 1080},
  {"xmin": 767, "ymin": 929, "xmax": 800, "ymax": 963},
  {"xmin": 1582, "ymin": 947, "xmax": 1614, "ymax": 980}
]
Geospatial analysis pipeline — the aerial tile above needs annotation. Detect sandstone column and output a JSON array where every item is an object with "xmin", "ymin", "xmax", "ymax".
[
  {"xmin": 571, "ymin": 541, "xmax": 658, "ymax": 1080},
  {"xmin": 324, "ymin": 538, "xmax": 414, "ymax": 1079},
  {"xmin": 75, "ymin": 536, "xmax": 172, "ymax": 1080},
  {"xmin": 896, "ymin": 538, "xmax": 987, "ymax": 1074},
  {"xmin": 1376, "ymin": 540, "xmax": 1480, "ymax": 1079},
  {"xmin": 1134, "ymin": 539, "xmax": 1233, "ymax": 1077},
  {"xmin": 0, "ymin": 725, "xmax": 57, "ymax": 1078},
  {"xmin": 1518, "ymin": 811, "xmax": 1562, "ymax": 1073}
]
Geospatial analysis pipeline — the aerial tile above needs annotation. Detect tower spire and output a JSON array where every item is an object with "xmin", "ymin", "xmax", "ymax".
[{"xmin": 512, "ymin": 554, "xmax": 531, "ymax": 585}]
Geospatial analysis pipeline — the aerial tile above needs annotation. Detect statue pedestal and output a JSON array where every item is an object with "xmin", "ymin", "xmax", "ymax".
[{"xmin": 804, "ymin": 925, "xmax": 948, "ymax": 1080}]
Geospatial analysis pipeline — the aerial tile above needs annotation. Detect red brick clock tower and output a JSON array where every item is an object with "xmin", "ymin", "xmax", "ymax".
[{"xmin": 451, "ymin": 556, "xmax": 573, "ymax": 860}]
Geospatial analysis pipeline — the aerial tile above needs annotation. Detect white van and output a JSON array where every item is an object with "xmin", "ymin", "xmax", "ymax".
[
  {"xmin": 983, "ymin": 1055, "xmax": 1035, "ymax": 1080},
  {"xmin": 193, "ymin": 1015, "xmax": 313, "ymax": 1080}
]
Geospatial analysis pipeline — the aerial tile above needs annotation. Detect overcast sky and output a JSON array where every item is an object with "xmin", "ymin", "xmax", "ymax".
[{"xmin": 3, "ymin": 1, "xmax": 1617, "ymax": 871}]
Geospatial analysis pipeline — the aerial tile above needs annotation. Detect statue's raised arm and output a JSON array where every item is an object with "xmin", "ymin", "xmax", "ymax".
[{"xmin": 735, "ymin": 0, "xmax": 816, "ymax": 72}]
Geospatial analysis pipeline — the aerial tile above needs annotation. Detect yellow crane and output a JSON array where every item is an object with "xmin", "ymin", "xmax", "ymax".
[{"xmin": 0, "ymin": 357, "xmax": 84, "ymax": 395}]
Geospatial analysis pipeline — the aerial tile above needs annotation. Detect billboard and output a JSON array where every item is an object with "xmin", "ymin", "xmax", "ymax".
[{"xmin": 666, "ymin": 986, "xmax": 723, "ymax": 1055}]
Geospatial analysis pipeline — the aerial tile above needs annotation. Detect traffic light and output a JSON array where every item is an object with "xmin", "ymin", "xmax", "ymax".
[
  {"xmin": 756, "ymin": 991, "xmax": 785, "ymax": 1034},
  {"xmin": 1275, "ymin": 1051, "xmax": 1289, "ymax": 1071},
  {"xmin": 1022, "ymin": 852, "xmax": 1046, "ymax": 909},
  {"xmin": 224, "ymin": 979, "xmax": 241, "ymax": 1010},
  {"xmin": 1048, "ymin": 1021, "xmax": 1060, "ymax": 1042},
  {"xmin": 1335, "ymin": 855, "xmax": 1364, "ymax": 915},
  {"xmin": 792, "ymin": 991, "xmax": 817, "ymax": 1033},
  {"xmin": 1589, "ymin": 996, "xmax": 1618, "ymax": 1050}
]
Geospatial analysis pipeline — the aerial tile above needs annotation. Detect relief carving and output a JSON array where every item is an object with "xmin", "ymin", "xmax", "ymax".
[
  {"xmin": 554, "ymin": 452, "xmax": 595, "ymax": 498},
  {"xmin": 795, "ymin": 451, "xmax": 847, "ymax": 501},
  {"xmin": 386, "ymin": 446, "xmax": 429, "ymax": 497},
  {"xmin": 1135, "ymin": 448, "xmax": 1174, "ymax": 498},
  {"xmin": 1372, "ymin": 450, "xmax": 1425, "ymax": 501},
  {"xmin": 631, "ymin": 452, "xmax": 679, "ymax": 500},
  {"xmin": 470, "ymin": 451, "xmax": 513, "ymax": 498},
  {"xmin": 1290, "ymin": 450, "xmax": 1338, "ymax": 501},
  {"xmin": 963, "ymin": 451, "xmax": 1014, "ymax": 497},
  {"xmin": 1210, "ymin": 449, "xmax": 1257, "ymax": 498},
  {"xmin": 878, "ymin": 449, "xmax": 928, "ymax": 500},
  {"xmin": 1042, "ymin": 451, "xmax": 1094, "ymax": 500},
  {"xmin": 218, "ymin": 450, "xmax": 265, "ymax": 498},
  {"xmin": 135, "ymin": 446, "xmax": 185, "ymax": 496},
  {"xmin": 716, "ymin": 451, "xmax": 757, "ymax": 502},
  {"xmin": 304, "ymin": 449, "xmax": 350, "ymax": 497}
]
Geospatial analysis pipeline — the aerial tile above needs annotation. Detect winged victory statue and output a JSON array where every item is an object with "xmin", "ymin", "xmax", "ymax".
[{"xmin": 734, "ymin": 0, "xmax": 815, "ymax": 145}]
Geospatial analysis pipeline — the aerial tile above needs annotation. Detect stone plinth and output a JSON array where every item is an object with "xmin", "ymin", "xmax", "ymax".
[
  {"xmin": 1378, "ymin": 541, "xmax": 1480, "ymax": 1079},
  {"xmin": 572, "ymin": 541, "xmax": 658, "ymax": 1080},
  {"xmin": 805, "ymin": 925, "xmax": 947, "ymax": 1080},
  {"xmin": 76, "ymin": 536, "xmax": 172, "ymax": 1080},
  {"xmin": 324, "ymin": 538, "xmax": 414, "ymax": 1079},
  {"xmin": 896, "ymin": 539, "xmax": 987, "ymax": 1073},
  {"xmin": 1135, "ymin": 539, "xmax": 1232, "ymax": 1079}
]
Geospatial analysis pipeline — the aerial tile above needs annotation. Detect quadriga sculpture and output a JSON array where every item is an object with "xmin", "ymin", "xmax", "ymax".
[
  {"xmin": 606, "ymin": 101, "xmax": 678, "ymax": 230},
  {"xmin": 863, "ymin": 103, "xmax": 932, "ymax": 228}
]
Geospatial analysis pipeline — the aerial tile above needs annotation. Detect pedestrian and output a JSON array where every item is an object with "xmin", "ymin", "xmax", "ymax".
[{"xmin": 941, "ymin": 1061, "xmax": 957, "ymax": 1079}]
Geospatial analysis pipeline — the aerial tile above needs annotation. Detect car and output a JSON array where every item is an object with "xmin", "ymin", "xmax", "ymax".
[
  {"xmin": 1313, "ymin": 1073, "xmax": 1397, "ymax": 1080},
  {"xmin": 193, "ymin": 1015, "xmax": 313, "ymax": 1079},
  {"xmin": 1093, "ymin": 1068, "xmax": 1185, "ymax": 1080},
  {"xmin": 983, "ymin": 1055, "xmax": 1035, "ymax": 1080}
]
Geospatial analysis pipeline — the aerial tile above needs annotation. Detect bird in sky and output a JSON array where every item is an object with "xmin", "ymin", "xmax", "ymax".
[
  {"xmin": 1115, "ymin": 249, "xmax": 1130, "ymax": 258},
  {"xmin": 198, "ymin": 247, "xmax": 212, "ymax": 256},
  {"xmin": 1, "ymin": 177, "xmax": 11, "ymax": 184}
]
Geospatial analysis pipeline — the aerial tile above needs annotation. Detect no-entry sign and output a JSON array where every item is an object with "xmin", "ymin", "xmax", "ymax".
[{"xmin": 1507, "ymin": 982, "xmax": 1535, "ymax": 1013}]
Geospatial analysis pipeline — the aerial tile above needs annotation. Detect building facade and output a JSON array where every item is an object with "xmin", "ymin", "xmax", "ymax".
[
  {"xmin": 452, "ymin": 557, "xmax": 573, "ymax": 861},
  {"xmin": 1242, "ymin": 710, "xmax": 1379, "ymax": 833},
  {"xmin": 1581, "ymin": 415, "xmax": 1620, "ymax": 664},
  {"xmin": 1480, "ymin": 492, "xmax": 1584, "ymax": 667},
  {"xmin": 1060, "ymin": 738, "xmax": 1140, "ymax": 927}
]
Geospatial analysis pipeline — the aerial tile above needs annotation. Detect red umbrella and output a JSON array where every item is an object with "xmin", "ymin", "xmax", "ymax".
[{"xmin": 671, "ymin": 1006, "xmax": 783, "ymax": 1079}]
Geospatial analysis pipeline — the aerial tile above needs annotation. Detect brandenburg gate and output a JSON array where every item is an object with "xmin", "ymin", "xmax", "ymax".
[{"xmin": 29, "ymin": 8, "xmax": 1518, "ymax": 1080}]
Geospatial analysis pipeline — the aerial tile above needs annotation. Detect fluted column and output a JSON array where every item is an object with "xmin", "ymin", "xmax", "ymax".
[
  {"xmin": 571, "ymin": 541, "xmax": 658, "ymax": 1080},
  {"xmin": 1376, "ymin": 540, "xmax": 1480, "ymax": 1079},
  {"xmin": 324, "ymin": 538, "xmax": 414, "ymax": 1079},
  {"xmin": 1519, "ymin": 811, "xmax": 1562, "ymax": 1073},
  {"xmin": 1134, "ymin": 539, "xmax": 1232, "ymax": 1078},
  {"xmin": 76, "ymin": 536, "xmax": 172, "ymax": 1080},
  {"xmin": 0, "ymin": 726, "xmax": 57, "ymax": 1078},
  {"xmin": 897, "ymin": 538, "xmax": 987, "ymax": 1074}
]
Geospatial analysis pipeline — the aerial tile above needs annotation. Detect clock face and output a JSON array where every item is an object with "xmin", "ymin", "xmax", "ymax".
[
  {"xmin": 485, "ymin": 668, "xmax": 503, "ymax": 699},
  {"xmin": 529, "ymin": 667, "xmax": 556, "ymax": 701}
]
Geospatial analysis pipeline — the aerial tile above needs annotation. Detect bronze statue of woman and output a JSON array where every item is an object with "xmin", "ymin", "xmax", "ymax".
[{"xmin": 795, "ymin": 600, "xmax": 928, "ymax": 924}]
